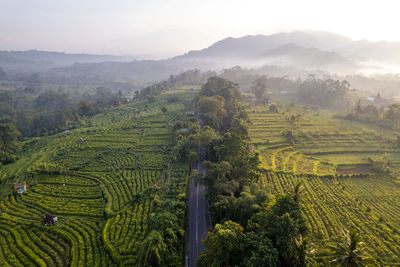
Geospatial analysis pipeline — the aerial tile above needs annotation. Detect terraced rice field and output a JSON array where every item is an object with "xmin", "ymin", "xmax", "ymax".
[
  {"xmin": 260, "ymin": 172, "xmax": 400, "ymax": 264},
  {"xmin": 248, "ymin": 105, "xmax": 400, "ymax": 174},
  {"xmin": 248, "ymin": 106, "xmax": 336, "ymax": 175},
  {"xmin": 0, "ymin": 89, "xmax": 196, "ymax": 266},
  {"xmin": 248, "ymin": 104, "xmax": 400, "ymax": 264}
]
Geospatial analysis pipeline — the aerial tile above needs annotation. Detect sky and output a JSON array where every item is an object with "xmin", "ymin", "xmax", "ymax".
[{"xmin": 1, "ymin": 0, "xmax": 400, "ymax": 58}]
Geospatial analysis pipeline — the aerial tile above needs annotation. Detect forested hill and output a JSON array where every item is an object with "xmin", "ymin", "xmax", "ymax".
[{"xmin": 0, "ymin": 50, "xmax": 132, "ymax": 72}]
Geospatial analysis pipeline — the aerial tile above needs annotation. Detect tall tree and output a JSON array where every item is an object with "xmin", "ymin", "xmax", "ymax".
[
  {"xmin": 197, "ymin": 220, "xmax": 244, "ymax": 267},
  {"xmin": 248, "ymin": 193, "xmax": 307, "ymax": 266},
  {"xmin": 0, "ymin": 123, "xmax": 21, "ymax": 150},
  {"xmin": 252, "ymin": 76, "xmax": 267, "ymax": 99},
  {"xmin": 138, "ymin": 230, "xmax": 168, "ymax": 267},
  {"xmin": 241, "ymin": 231, "xmax": 278, "ymax": 267},
  {"xmin": 330, "ymin": 229, "xmax": 374, "ymax": 266},
  {"xmin": 0, "ymin": 67, "xmax": 7, "ymax": 80},
  {"xmin": 198, "ymin": 95, "xmax": 227, "ymax": 130}
]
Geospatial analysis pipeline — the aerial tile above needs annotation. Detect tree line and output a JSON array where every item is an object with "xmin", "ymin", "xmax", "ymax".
[
  {"xmin": 184, "ymin": 77, "xmax": 374, "ymax": 266},
  {"xmin": 346, "ymin": 100, "xmax": 400, "ymax": 131},
  {"xmin": 178, "ymin": 77, "xmax": 309, "ymax": 266}
]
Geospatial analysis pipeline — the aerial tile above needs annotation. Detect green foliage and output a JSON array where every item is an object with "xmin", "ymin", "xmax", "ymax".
[
  {"xmin": 248, "ymin": 193, "xmax": 306, "ymax": 266},
  {"xmin": 137, "ymin": 230, "xmax": 168, "ymax": 267},
  {"xmin": 198, "ymin": 95, "xmax": 227, "ymax": 130},
  {"xmin": 31, "ymin": 162, "xmax": 64, "ymax": 174},
  {"xmin": 0, "ymin": 122, "xmax": 20, "ymax": 151},
  {"xmin": 0, "ymin": 89, "xmax": 193, "ymax": 266},
  {"xmin": 241, "ymin": 231, "xmax": 278, "ymax": 267},
  {"xmin": 296, "ymin": 78, "xmax": 350, "ymax": 109},
  {"xmin": 346, "ymin": 102, "xmax": 400, "ymax": 131},
  {"xmin": 210, "ymin": 183, "xmax": 269, "ymax": 226},
  {"xmin": 0, "ymin": 67, "xmax": 7, "ymax": 80},
  {"xmin": 197, "ymin": 220, "xmax": 244, "ymax": 267},
  {"xmin": 368, "ymin": 153, "xmax": 391, "ymax": 174},
  {"xmin": 269, "ymin": 103, "xmax": 278, "ymax": 113},
  {"xmin": 252, "ymin": 76, "xmax": 267, "ymax": 99},
  {"xmin": 329, "ymin": 229, "xmax": 374, "ymax": 266},
  {"xmin": 199, "ymin": 76, "xmax": 241, "ymax": 131}
]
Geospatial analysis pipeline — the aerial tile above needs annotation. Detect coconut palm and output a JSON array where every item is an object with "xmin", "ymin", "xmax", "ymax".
[
  {"xmin": 330, "ymin": 229, "xmax": 374, "ymax": 266},
  {"xmin": 291, "ymin": 181, "xmax": 305, "ymax": 203},
  {"xmin": 293, "ymin": 235, "xmax": 316, "ymax": 267},
  {"xmin": 138, "ymin": 230, "xmax": 168, "ymax": 267}
]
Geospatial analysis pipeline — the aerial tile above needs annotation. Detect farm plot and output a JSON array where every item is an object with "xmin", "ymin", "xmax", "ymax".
[
  {"xmin": 107, "ymin": 199, "xmax": 152, "ymax": 262},
  {"xmin": 0, "ymin": 219, "xmax": 73, "ymax": 267},
  {"xmin": 0, "ymin": 89, "xmax": 194, "ymax": 266},
  {"xmin": 262, "ymin": 172, "xmax": 400, "ymax": 264},
  {"xmin": 249, "ymin": 103, "xmax": 400, "ymax": 264},
  {"xmin": 247, "ymin": 104, "xmax": 400, "ymax": 174},
  {"xmin": 247, "ymin": 106, "xmax": 336, "ymax": 175}
]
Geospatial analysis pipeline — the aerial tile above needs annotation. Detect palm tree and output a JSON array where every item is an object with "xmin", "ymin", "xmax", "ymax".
[
  {"xmin": 330, "ymin": 229, "xmax": 374, "ymax": 266},
  {"xmin": 293, "ymin": 235, "xmax": 316, "ymax": 267},
  {"xmin": 291, "ymin": 181, "xmax": 305, "ymax": 203},
  {"xmin": 138, "ymin": 230, "xmax": 167, "ymax": 267}
]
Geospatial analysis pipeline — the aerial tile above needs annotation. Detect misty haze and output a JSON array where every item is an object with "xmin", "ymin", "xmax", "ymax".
[{"xmin": 1, "ymin": 1, "xmax": 400, "ymax": 266}]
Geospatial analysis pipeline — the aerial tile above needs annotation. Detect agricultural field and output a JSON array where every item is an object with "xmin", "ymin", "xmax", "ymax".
[
  {"xmin": 248, "ymin": 103, "xmax": 400, "ymax": 264},
  {"xmin": 248, "ymin": 105, "xmax": 400, "ymax": 174},
  {"xmin": 0, "ymin": 88, "xmax": 196, "ymax": 266}
]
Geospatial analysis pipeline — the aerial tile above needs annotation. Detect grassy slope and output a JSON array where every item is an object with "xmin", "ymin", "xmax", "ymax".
[{"xmin": 0, "ymin": 87, "xmax": 196, "ymax": 266}]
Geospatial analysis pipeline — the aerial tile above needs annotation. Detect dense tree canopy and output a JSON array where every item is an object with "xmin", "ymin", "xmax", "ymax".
[
  {"xmin": 0, "ymin": 123, "xmax": 20, "ymax": 150},
  {"xmin": 296, "ymin": 78, "xmax": 350, "ymax": 109},
  {"xmin": 242, "ymin": 231, "xmax": 278, "ymax": 267},
  {"xmin": 252, "ymin": 76, "xmax": 267, "ymax": 99},
  {"xmin": 197, "ymin": 220, "xmax": 244, "ymax": 267},
  {"xmin": 0, "ymin": 67, "xmax": 7, "ymax": 80}
]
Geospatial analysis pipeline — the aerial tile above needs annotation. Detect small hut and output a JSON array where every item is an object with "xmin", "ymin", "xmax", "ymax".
[
  {"xmin": 185, "ymin": 111, "xmax": 195, "ymax": 116},
  {"xmin": 44, "ymin": 214, "xmax": 58, "ymax": 226},
  {"xmin": 14, "ymin": 183, "xmax": 26, "ymax": 194}
]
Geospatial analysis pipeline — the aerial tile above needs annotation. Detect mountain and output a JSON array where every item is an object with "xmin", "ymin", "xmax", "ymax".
[
  {"xmin": 177, "ymin": 31, "xmax": 353, "ymax": 60},
  {"xmin": 0, "ymin": 50, "xmax": 133, "ymax": 72},
  {"xmin": 44, "ymin": 59, "xmax": 217, "ymax": 85},
  {"xmin": 173, "ymin": 32, "xmax": 358, "ymax": 72},
  {"xmin": 9, "ymin": 31, "xmax": 400, "ymax": 84},
  {"xmin": 39, "ymin": 31, "xmax": 363, "ymax": 84},
  {"xmin": 176, "ymin": 31, "xmax": 400, "ymax": 70}
]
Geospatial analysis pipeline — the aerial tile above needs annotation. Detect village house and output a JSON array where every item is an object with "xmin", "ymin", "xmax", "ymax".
[
  {"xmin": 44, "ymin": 214, "xmax": 58, "ymax": 226},
  {"xmin": 14, "ymin": 183, "xmax": 26, "ymax": 194},
  {"xmin": 185, "ymin": 111, "xmax": 195, "ymax": 116}
]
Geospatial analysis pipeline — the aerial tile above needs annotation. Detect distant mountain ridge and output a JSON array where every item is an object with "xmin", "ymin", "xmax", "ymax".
[
  {"xmin": 179, "ymin": 31, "xmax": 353, "ymax": 60},
  {"xmin": 3, "ymin": 31, "xmax": 400, "ymax": 82},
  {"xmin": 0, "ymin": 50, "xmax": 133, "ymax": 72},
  {"xmin": 176, "ymin": 31, "xmax": 400, "ymax": 69}
]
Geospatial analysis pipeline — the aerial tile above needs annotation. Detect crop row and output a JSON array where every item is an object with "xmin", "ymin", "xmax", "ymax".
[
  {"xmin": 108, "ymin": 199, "xmax": 152, "ymax": 256},
  {"xmin": 262, "ymin": 172, "xmax": 400, "ymax": 263},
  {"xmin": 0, "ymin": 219, "xmax": 72, "ymax": 266}
]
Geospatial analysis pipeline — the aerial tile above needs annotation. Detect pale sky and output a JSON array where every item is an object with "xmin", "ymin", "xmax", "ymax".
[{"xmin": 1, "ymin": 0, "xmax": 399, "ymax": 58}]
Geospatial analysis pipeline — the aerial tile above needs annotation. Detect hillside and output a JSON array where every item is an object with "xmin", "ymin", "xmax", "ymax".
[{"xmin": 0, "ymin": 87, "xmax": 197, "ymax": 266}]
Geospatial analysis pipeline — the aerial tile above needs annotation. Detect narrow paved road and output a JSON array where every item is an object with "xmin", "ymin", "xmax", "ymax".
[{"xmin": 186, "ymin": 112, "xmax": 208, "ymax": 267}]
